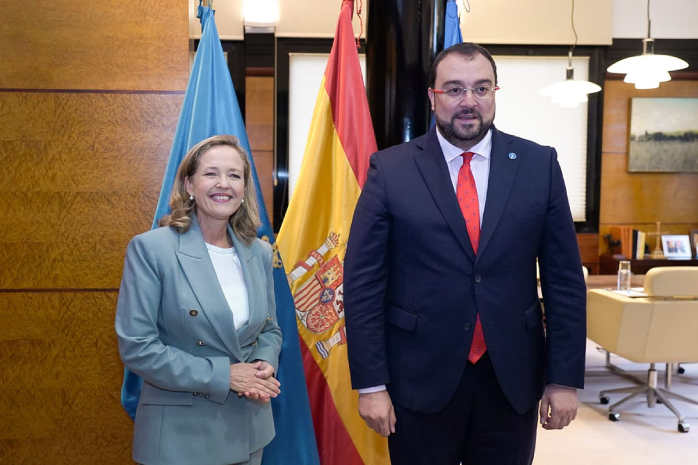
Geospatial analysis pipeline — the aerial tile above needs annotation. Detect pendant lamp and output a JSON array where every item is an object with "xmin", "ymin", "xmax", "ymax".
[
  {"xmin": 539, "ymin": 0, "xmax": 601, "ymax": 108},
  {"xmin": 606, "ymin": 0, "xmax": 688, "ymax": 89}
]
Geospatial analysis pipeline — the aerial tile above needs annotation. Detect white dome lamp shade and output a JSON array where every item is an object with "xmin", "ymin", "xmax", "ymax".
[
  {"xmin": 540, "ymin": 54, "xmax": 602, "ymax": 108},
  {"xmin": 606, "ymin": 1, "xmax": 688, "ymax": 90},
  {"xmin": 539, "ymin": 0, "xmax": 602, "ymax": 108}
]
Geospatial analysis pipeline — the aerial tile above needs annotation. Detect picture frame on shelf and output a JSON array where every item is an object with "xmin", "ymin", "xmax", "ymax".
[{"xmin": 661, "ymin": 235, "xmax": 693, "ymax": 260}]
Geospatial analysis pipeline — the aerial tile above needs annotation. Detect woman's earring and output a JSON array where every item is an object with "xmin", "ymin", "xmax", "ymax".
[
  {"xmin": 189, "ymin": 194, "xmax": 194, "ymax": 201},
  {"xmin": 241, "ymin": 198, "xmax": 245, "ymax": 204}
]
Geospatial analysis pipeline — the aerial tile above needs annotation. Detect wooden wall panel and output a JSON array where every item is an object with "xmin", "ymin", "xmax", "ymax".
[
  {"xmin": 600, "ymin": 152, "xmax": 698, "ymax": 224},
  {"xmin": 576, "ymin": 233, "xmax": 600, "ymax": 275},
  {"xmin": 251, "ymin": 150, "xmax": 275, "ymax": 223},
  {"xmin": 601, "ymin": 80, "xmax": 698, "ymax": 154},
  {"xmin": 598, "ymin": 79, "xmax": 698, "ymax": 257},
  {"xmin": 246, "ymin": 76, "xmax": 275, "ymax": 225},
  {"xmin": 0, "ymin": 92, "xmax": 183, "ymax": 289},
  {"xmin": 0, "ymin": 0, "xmax": 189, "ymax": 91},
  {"xmin": 0, "ymin": 292, "xmax": 133, "ymax": 464},
  {"xmin": 246, "ymin": 77, "xmax": 274, "ymax": 152},
  {"xmin": 0, "ymin": 0, "xmax": 188, "ymax": 461}
]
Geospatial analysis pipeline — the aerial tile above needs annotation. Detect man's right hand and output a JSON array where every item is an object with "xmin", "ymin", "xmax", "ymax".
[{"xmin": 358, "ymin": 390, "xmax": 396, "ymax": 437}]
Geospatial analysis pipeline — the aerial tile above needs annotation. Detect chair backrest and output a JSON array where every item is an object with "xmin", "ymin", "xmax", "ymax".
[{"xmin": 643, "ymin": 266, "xmax": 698, "ymax": 298}]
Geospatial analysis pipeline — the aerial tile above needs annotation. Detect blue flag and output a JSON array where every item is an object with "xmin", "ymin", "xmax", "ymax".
[
  {"xmin": 444, "ymin": 0, "xmax": 463, "ymax": 50},
  {"xmin": 432, "ymin": 0, "xmax": 463, "ymax": 128},
  {"xmin": 119, "ymin": 5, "xmax": 320, "ymax": 464}
]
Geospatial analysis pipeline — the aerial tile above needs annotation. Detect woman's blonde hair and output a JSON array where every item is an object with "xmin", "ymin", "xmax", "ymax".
[{"xmin": 159, "ymin": 135, "xmax": 261, "ymax": 245}]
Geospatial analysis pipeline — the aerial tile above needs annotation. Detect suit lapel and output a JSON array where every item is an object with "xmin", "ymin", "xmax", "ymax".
[
  {"xmin": 229, "ymin": 230, "xmax": 265, "ymax": 346},
  {"xmin": 478, "ymin": 127, "xmax": 519, "ymax": 262},
  {"xmin": 414, "ymin": 128, "xmax": 476, "ymax": 262},
  {"xmin": 177, "ymin": 214, "xmax": 244, "ymax": 361}
]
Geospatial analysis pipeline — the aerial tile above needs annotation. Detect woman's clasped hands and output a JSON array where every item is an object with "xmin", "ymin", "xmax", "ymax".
[{"xmin": 230, "ymin": 360, "xmax": 281, "ymax": 403}]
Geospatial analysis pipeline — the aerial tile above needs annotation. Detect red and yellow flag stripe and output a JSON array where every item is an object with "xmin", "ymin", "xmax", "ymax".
[{"xmin": 276, "ymin": 1, "xmax": 387, "ymax": 464}]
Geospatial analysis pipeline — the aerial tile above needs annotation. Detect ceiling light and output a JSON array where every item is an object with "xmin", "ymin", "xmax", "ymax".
[
  {"xmin": 243, "ymin": 0, "xmax": 279, "ymax": 30},
  {"xmin": 539, "ymin": 0, "xmax": 601, "ymax": 108},
  {"xmin": 606, "ymin": 0, "xmax": 688, "ymax": 89}
]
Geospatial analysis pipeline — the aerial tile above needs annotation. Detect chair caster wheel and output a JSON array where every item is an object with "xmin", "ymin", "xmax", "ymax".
[
  {"xmin": 678, "ymin": 367, "xmax": 686, "ymax": 374},
  {"xmin": 600, "ymin": 396, "xmax": 610, "ymax": 405},
  {"xmin": 678, "ymin": 422, "xmax": 690, "ymax": 433},
  {"xmin": 609, "ymin": 412, "xmax": 620, "ymax": 422}
]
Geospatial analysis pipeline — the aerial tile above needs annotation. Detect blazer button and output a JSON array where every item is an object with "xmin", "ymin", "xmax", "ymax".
[
  {"xmin": 474, "ymin": 275, "xmax": 482, "ymax": 283},
  {"xmin": 193, "ymin": 392, "xmax": 200, "ymax": 396},
  {"xmin": 189, "ymin": 309, "xmax": 199, "ymax": 317},
  {"xmin": 464, "ymin": 323, "xmax": 471, "ymax": 332},
  {"xmin": 251, "ymin": 340, "xmax": 258, "ymax": 346},
  {"xmin": 266, "ymin": 316, "xmax": 273, "ymax": 321},
  {"xmin": 196, "ymin": 341, "xmax": 205, "ymax": 346}
]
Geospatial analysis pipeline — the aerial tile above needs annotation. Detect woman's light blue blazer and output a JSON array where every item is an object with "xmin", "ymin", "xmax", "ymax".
[{"xmin": 115, "ymin": 214, "xmax": 282, "ymax": 465}]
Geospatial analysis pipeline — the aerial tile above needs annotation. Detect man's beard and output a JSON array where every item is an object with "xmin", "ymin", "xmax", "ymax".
[{"xmin": 435, "ymin": 109, "xmax": 493, "ymax": 147}]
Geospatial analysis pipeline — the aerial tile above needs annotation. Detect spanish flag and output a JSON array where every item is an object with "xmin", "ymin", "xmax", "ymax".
[{"xmin": 276, "ymin": 1, "xmax": 388, "ymax": 463}]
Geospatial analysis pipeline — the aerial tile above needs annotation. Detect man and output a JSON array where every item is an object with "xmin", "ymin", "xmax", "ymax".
[{"xmin": 344, "ymin": 43, "xmax": 587, "ymax": 464}]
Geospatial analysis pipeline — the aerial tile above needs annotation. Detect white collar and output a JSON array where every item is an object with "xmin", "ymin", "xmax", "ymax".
[{"xmin": 436, "ymin": 126, "xmax": 493, "ymax": 163}]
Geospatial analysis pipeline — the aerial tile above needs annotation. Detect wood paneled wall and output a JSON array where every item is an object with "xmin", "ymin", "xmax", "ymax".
[
  {"xmin": 577, "ymin": 233, "xmax": 600, "ymax": 275},
  {"xmin": 0, "ymin": 1, "xmax": 188, "ymax": 463},
  {"xmin": 0, "ymin": 2, "xmax": 188, "ymax": 91},
  {"xmin": 599, "ymin": 80, "xmax": 698, "ymax": 254},
  {"xmin": 246, "ymin": 76, "xmax": 275, "ymax": 224}
]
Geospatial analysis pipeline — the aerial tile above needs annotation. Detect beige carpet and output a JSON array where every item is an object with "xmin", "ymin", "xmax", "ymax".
[{"xmin": 534, "ymin": 339, "xmax": 698, "ymax": 464}]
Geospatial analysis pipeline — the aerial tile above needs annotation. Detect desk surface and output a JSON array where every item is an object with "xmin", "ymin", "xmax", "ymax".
[
  {"xmin": 586, "ymin": 274, "xmax": 645, "ymax": 290},
  {"xmin": 599, "ymin": 255, "xmax": 698, "ymax": 275}
]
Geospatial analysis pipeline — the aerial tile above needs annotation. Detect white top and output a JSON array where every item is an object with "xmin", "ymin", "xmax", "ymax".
[
  {"xmin": 436, "ymin": 127, "xmax": 492, "ymax": 228},
  {"xmin": 358, "ymin": 128, "xmax": 493, "ymax": 395},
  {"xmin": 206, "ymin": 243, "xmax": 250, "ymax": 331}
]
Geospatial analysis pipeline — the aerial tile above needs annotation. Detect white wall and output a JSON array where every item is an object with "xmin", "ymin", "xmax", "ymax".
[
  {"xmin": 189, "ymin": 0, "xmax": 364, "ymax": 40},
  {"xmin": 190, "ymin": 0, "xmax": 244, "ymax": 40},
  {"xmin": 460, "ymin": 0, "xmax": 612, "ymax": 45},
  {"xmin": 192, "ymin": 0, "xmax": 698, "ymax": 42},
  {"xmin": 612, "ymin": 0, "xmax": 698, "ymax": 39}
]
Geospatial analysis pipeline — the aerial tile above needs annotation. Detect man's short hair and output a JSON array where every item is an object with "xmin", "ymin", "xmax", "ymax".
[{"xmin": 429, "ymin": 42, "xmax": 498, "ymax": 88}]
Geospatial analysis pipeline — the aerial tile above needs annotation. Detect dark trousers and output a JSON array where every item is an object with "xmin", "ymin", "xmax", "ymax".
[{"xmin": 388, "ymin": 354, "xmax": 538, "ymax": 465}]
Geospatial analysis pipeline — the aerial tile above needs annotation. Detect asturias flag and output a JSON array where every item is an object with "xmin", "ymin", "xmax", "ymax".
[
  {"xmin": 276, "ymin": 1, "xmax": 388, "ymax": 464},
  {"xmin": 445, "ymin": 0, "xmax": 463, "ymax": 49},
  {"xmin": 119, "ymin": 5, "xmax": 319, "ymax": 464}
]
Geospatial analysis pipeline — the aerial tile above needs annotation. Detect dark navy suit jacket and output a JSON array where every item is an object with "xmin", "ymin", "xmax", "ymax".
[{"xmin": 344, "ymin": 126, "xmax": 587, "ymax": 415}]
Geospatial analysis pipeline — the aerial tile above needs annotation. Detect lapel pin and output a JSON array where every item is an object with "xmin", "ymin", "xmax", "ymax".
[{"xmin": 508, "ymin": 153, "xmax": 517, "ymax": 160}]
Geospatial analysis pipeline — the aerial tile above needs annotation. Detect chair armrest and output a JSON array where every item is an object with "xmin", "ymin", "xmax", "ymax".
[{"xmin": 587, "ymin": 290, "xmax": 652, "ymax": 362}]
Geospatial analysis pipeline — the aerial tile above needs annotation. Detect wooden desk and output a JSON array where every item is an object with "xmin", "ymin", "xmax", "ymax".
[
  {"xmin": 587, "ymin": 274, "xmax": 645, "ymax": 290},
  {"xmin": 599, "ymin": 255, "xmax": 698, "ymax": 275},
  {"xmin": 538, "ymin": 275, "xmax": 644, "ymax": 301}
]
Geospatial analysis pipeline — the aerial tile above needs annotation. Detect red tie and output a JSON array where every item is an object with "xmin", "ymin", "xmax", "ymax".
[{"xmin": 457, "ymin": 152, "xmax": 487, "ymax": 364}]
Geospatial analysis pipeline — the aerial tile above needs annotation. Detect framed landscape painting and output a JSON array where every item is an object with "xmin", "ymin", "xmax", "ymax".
[{"xmin": 628, "ymin": 98, "xmax": 698, "ymax": 173}]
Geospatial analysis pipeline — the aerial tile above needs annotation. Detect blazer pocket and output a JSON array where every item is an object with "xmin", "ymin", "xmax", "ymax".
[
  {"xmin": 385, "ymin": 304, "xmax": 418, "ymax": 332},
  {"xmin": 525, "ymin": 300, "xmax": 544, "ymax": 331},
  {"xmin": 140, "ymin": 382, "xmax": 194, "ymax": 406},
  {"xmin": 511, "ymin": 204, "xmax": 545, "ymax": 222}
]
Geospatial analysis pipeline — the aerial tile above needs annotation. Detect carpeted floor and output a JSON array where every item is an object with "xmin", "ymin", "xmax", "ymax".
[{"xmin": 534, "ymin": 339, "xmax": 698, "ymax": 464}]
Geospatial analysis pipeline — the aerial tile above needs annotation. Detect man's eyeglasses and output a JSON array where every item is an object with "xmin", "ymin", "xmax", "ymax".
[{"xmin": 431, "ymin": 86, "xmax": 500, "ymax": 100}]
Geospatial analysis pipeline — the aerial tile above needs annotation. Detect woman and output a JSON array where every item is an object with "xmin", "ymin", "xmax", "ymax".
[{"xmin": 115, "ymin": 135, "xmax": 282, "ymax": 465}]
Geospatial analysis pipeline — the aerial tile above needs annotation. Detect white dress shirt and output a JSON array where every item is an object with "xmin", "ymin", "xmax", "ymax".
[
  {"xmin": 436, "ymin": 127, "xmax": 492, "ymax": 227},
  {"xmin": 206, "ymin": 243, "xmax": 250, "ymax": 331},
  {"xmin": 358, "ymin": 128, "xmax": 493, "ymax": 395}
]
